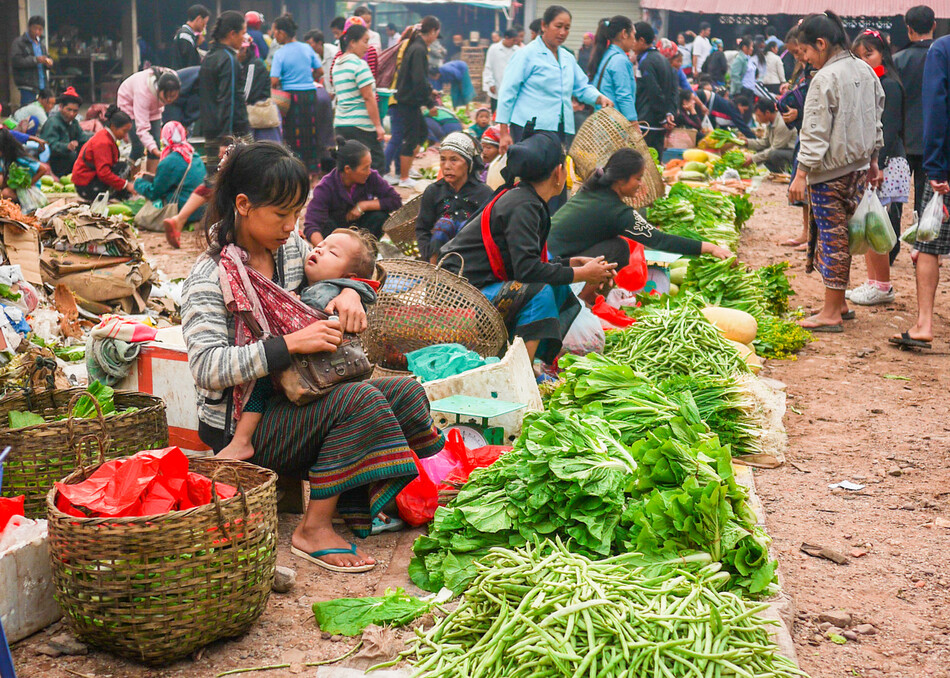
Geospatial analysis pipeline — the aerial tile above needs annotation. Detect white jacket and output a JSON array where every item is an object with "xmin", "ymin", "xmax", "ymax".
[
  {"xmin": 483, "ymin": 42, "xmax": 518, "ymax": 97},
  {"xmin": 761, "ymin": 51, "xmax": 785, "ymax": 86}
]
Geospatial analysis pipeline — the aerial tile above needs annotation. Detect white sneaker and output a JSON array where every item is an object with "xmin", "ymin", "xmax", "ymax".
[
  {"xmin": 849, "ymin": 284, "xmax": 896, "ymax": 306},
  {"xmin": 408, "ymin": 168, "xmax": 423, "ymax": 179},
  {"xmin": 384, "ymin": 174, "xmax": 400, "ymax": 186},
  {"xmin": 398, "ymin": 178, "xmax": 417, "ymax": 190},
  {"xmin": 844, "ymin": 282, "xmax": 870, "ymax": 300}
]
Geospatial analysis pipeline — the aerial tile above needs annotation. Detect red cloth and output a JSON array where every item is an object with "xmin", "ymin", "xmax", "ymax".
[
  {"xmin": 72, "ymin": 128, "xmax": 126, "ymax": 192},
  {"xmin": 54, "ymin": 447, "xmax": 236, "ymax": 518},
  {"xmin": 481, "ymin": 187, "xmax": 547, "ymax": 282},
  {"xmin": 217, "ymin": 244, "xmax": 328, "ymax": 419}
]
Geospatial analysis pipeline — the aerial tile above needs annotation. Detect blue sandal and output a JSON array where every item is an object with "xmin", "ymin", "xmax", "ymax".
[{"xmin": 291, "ymin": 543, "xmax": 376, "ymax": 573}]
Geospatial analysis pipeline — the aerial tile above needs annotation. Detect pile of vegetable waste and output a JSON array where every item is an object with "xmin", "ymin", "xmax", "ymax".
[
  {"xmin": 410, "ymin": 407, "xmax": 777, "ymax": 597},
  {"xmin": 399, "ymin": 540, "xmax": 805, "ymax": 678}
]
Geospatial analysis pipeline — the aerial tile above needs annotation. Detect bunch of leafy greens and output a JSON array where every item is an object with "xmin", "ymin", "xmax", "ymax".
[
  {"xmin": 8, "ymin": 410, "xmax": 45, "ymax": 429},
  {"xmin": 730, "ymin": 193, "xmax": 755, "ymax": 227},
  {"xmin": 603, "ymin": 300, "xmax": 751, "ymax": 381},
  {"xmin": 410, "ymin": 408, "xmax": 777, "ymax": 597},
  {"xmin": 311, "ymin": 588, "xmax": 431, "ymax": 636},
  {"xmin": 757, "ymin": 262, "xmax": 796, "ymax": 315},
  {"xmin": 712, "ymin": 149, "xmax": 756, "ymax": 179},
  {"xmin": 706, "ymin": 128, "xmax": 746, "ymax": 148},
  {"xmin": 547, "ymin": 353, "xmax": 764, "ymax": 458},
  {"xmin": 6, "ymin": 163, "xmax": 33, "ymax": 190},
  {"xmin": 649, "ymin": 183, "xmax": 741, "ymax": 249},
  {"xmin": 72, "ymin": 381, "xmax": 117, "ymax": 418}
]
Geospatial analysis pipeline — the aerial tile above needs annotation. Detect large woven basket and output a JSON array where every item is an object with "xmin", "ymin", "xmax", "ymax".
[
  {"xmin": 569, "ymin": 107, "xmax": 666, "ymax": 208},
  {"xmin": 0, "ymin": 389, "xmax": 167, "ymax": 517},
  {"xmin": 382, "ymin": 195, "xmax": 423, "ymax": 257},
  {"xmin": 364, "ymin": 256, "xmax": 508, "ymax": 371},
  {"xmin": 47, "ymin": 457, "xmax": 278, "ymax": 665}
]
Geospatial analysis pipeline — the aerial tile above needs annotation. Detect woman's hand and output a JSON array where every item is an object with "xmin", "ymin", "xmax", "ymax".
[
  {"xmin": 574, "ymin": 256, "xmax": 617, "ymax": 285},
  {"xmin": 930, "ymin": 179, "xmax": 950, "ymax": 195},
  {"xmin": 345, "ymin": 204, "xmax": 364, "ymax": 222},
  {"xmin": 568, "ymin": 256, "xmax": 593, "ymax": 267},
  {"xmin": 788, "ymin": 171, "xmax": 807, "ymax": 204},
  {"xmin": 149, "ymin": 148, "xmax": 161, "ymax": 158},
  {"xmin": 284, "ymin": 318, "xmax": 344, "ymax": 354},
  {"xmin": 701, "ymin": 242, "xmax": 733, "ymax": 260},
  {"xmin": 867, "ymin": 159, "xmax": 882, "ymax": 189},
  {"xmin": 779, "ymin": 82, "xmax": 790, "ymax": 95},
  {"xmin": 498, "ymin": 126, "xmax": 513, "ymax": 155},
  {"xmin": 596, "ymin": 95, "xmax": 614, "ymax": 109},
  {"xmin": 781, "ymin": 108, "xmax": 798, "ymax": 125},
  {"xmin": 326, "ymin": 288, "xmax": 368, "ymax": 334}
]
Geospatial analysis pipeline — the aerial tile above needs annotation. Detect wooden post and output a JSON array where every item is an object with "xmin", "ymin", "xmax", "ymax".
[{"xmin": 121, "ymin": 0, "xmax": 139, "ymax": 79}]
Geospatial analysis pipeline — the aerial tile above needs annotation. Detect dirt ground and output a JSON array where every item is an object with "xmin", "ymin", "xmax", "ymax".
[{"xmin": 10, "ymin": 180, "xmax": 950, "ymax": 678}]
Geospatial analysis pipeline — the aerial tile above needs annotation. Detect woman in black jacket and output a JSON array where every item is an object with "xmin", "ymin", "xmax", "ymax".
[
  {"xmin": 848, "ymin": 29, "xmax": 907, "ymax": 306},
  {"xmin": 439, "ymin": 129, "xmax": 615, "ymax": 364}
]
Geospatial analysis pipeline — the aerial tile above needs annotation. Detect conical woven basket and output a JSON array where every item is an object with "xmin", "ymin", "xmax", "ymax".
[
  {"xmin": 382, "ymin": 195, "xmax": 423, "ymax": 257},
  {"xmin": 569, "ymin": 107, "xmax": 665, "ymax": 208},
  {"xmin": 364, "ymin": 256, "xmax": 508, "ymax": 371}
]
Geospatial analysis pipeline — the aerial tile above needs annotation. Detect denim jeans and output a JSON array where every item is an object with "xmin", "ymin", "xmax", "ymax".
[{"xmin": 384, "ymin": 104, "xmax": 407, "ymax": 176}]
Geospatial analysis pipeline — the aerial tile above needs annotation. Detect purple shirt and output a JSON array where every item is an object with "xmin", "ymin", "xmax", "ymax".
[{"xmin": 303, "ymin": 168, "xmax": 403, "ymax": 240}]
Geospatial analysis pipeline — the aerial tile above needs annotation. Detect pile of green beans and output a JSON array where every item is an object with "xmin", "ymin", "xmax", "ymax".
[
  {"xmin": 604, "ymin": 302, "xmax": 750, "ymax": 382},
  {"xmin": 405, "ymin": 540, "xmax": 808, "ymax": 678}
]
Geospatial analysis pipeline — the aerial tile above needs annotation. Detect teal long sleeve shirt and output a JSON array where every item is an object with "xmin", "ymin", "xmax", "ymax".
[
  {"xmin": 133, "ymin": 151, "xmax": 206, "ymax": 212},
  {"xmin": 592, "ymin": 44, "xmax": 637, "ymax": 122}
]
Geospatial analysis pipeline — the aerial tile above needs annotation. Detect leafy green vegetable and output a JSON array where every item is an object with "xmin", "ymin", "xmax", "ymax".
[
  {"xmin": 706, "ymin": 127, "xmax": 746, "ymax": 148},
  {"xmin": 8, "ymin": 410, "xmax": 46, "ymax": 429},
  {"xmin": 311, "ymin": 588, "xmax": 430, "ymax": 636},
  {"xmin": 648, "ymin": 182, "xmax": 741, "ymax": 249},
  {"xmin": 712, "ymin": 149, "xmax": 756, "ymax": 178},
  {"xmin": 6, "ymin": 163, "xmax": 33, "ymax": 190},
  {"xmin": 757, "ymin": 262, "xmax": 796, "ymax": 315},
  {"xmin": 731, "ymin": 193, "xmax": 755, "ymax": 227},
  {"xmin": 72, "ymin": 380, "xmax": 117, "ymax": 419},
  {"xmin": 0, "ymin": 283, "xmax": 21, "ymax": 302}
]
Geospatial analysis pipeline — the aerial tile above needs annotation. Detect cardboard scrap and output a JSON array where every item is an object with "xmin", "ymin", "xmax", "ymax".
[
  {"xmin": 801, "ymin": 542, "xmax": 849, "ymax": 565},
  {"xmin": 1, "ymin": 222, "xmax": 42, "ymax": 286}
]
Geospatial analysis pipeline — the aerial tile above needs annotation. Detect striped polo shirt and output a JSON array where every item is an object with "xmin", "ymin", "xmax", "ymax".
[{"xmin": 332, "ymin": 53, "xmax": 376, "ymax": 132}]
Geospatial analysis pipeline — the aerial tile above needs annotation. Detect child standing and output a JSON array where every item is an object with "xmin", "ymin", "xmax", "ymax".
[
  {"xmin": 468, "ymin": 106, "xmax": 492, "ymax": 138},
  {"xmin": 217, "ymin": 228, "xmax": 381, "ymax": 461},
  {"xmin": 788, "ymin": 11, "xmax": 885, "ymax": 332}
]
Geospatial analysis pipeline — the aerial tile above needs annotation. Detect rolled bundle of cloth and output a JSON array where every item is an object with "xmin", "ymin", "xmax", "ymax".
[{"xmin": 85, "ymin": 317, "xmax": 158, "ymax": 385}]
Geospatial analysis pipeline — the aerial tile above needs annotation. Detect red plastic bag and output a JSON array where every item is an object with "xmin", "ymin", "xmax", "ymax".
[
  {"xmin": 54, "ymin": 447, "xmax": 236, "ymax": 518},
  {"xmin": 591, "ymin": 295, "xmax": 636, "ymax": 328},
  {"xmin": 441, "ymin": 429, "xmax": 509, "ymax": 486},
  {"xmin": 396, "ymin": 450, "xmax": 439, "ymax": 527},
  {"xmin": 615, "ymin": 238, "xmax": 648, "ymax": 292},
  {"xmin": 0, "ymin": 495, "xmax": 25, "ymax": 533}
]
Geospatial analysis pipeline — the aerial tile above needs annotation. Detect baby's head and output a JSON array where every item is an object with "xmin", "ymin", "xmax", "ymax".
[{"xmin": 305, "ymin": 228, "xmax": 378, "ymax": 284}]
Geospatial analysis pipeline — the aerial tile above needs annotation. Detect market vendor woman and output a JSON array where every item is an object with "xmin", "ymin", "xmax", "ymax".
[
  {"xmin": 440, "ymin": 129, "xmax": 616, "ymax": 364},
  {"xmin": 549, "ymin": 148, "xmax": 733, "ymax": 267},
  {"xmin": 182, "ymin": 142, "xmax": 443, "ymax": 573}
]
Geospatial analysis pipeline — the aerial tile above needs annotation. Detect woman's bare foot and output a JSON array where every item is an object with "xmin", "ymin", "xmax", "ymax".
[
  {"xmin": 799, "ymin": 313, "xmax": 842, "ymax": 329},
  {"xmin": 292, "ymin": 525, "xmax": 376, "ymax": 569},
  {"xmin": 781, "ymin": 238, "xmax": 805, "ymax": 247}
]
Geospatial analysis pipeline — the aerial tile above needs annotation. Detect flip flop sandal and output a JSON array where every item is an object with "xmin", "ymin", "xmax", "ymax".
[
  {"xmin": 371, "ymin": 515, "xmax": 405, "ymax": 535},
  {"xmin": 842, "ymin": 311, "xmax": 856, "ymax": 320},
  {"xmin": 291, "ymin": 543, "xmax": 376, "ymax": 573},
  {"xmin": 802, "ymin": 323, "xmax": 843, "ymax": 333},
  {"xmin": 888, "ymin": 332, "xmax": 932, "ymax": 350}
]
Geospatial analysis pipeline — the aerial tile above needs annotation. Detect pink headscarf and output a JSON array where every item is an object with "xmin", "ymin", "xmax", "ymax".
[
  {"xmin": 159, "ymin": 120, "xmax": 195, "ymax": 165},
  {"xmin": 657, "ymin": 38, "xmax": 679, "ymax": 61}
]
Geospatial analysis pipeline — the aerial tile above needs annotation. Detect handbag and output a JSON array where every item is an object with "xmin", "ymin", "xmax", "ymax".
[
  {"xmin": 240, "ymin": 309, "xmax": 374, "ymax": 406},
  {"xmin": 247, "ymin": 99, "xmax": 281, "ymax": 129},
  {"xmin": 133, "ymin": 158, "xmax": 192, "ymax": 232},
  {"xmin": 270, "ymin": 88, "xmax": 291, "ymax": 114}
]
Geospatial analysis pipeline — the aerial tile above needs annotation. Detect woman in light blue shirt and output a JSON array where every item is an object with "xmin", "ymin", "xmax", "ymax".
[
  {"xmin": 496, "ymin": 5, "xmax": 612, "ymax": 153},
  {"xmin": 270, "ymin": 14, "xmax": 324, "ymax": 173},
  {"xmin": 587, "ymin": 15, "xmax": 637, "ymax": 123}
]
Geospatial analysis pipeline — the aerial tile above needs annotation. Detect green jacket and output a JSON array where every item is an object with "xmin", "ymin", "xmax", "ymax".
[
  {"xmin": 133, "ymin": 151, "xmax": 207, "ymax": 215},
  {"xmin": 40, "ymin": 112, "xmax": 91, "ymax": 176}
]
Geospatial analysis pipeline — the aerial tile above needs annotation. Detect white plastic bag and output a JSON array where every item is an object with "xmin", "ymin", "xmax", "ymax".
[
  {"xmin": 15, "ymin": 185, "xmax": 47, "ymax": 215},
  {"xmin": 848, "ymin": 190, "xmax": 871, "ymax": 255},
  {"xmin": 562, "ymin": 305, "xmax": 605, "ymax": 356},
  {"xmin": 90, "ymin": 191, "xmax": 111, "ymax": 218},
  {"xmin": 701, "ymin": 114, "xmax": 713, "ymax": 133},
  {"xmin": 917, "ymin": 191, "xmax": 944, "ymax": 243},
  {"xmin": 863, "ymin": 190, "xmax": 897, "ymax": 254}
]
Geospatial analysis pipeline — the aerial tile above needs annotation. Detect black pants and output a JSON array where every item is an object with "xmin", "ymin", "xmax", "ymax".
[
  {"xmin": 888, "ymin": 201, "xmax": 903, "ymax": 265},
  {"xmin": 569, "ymin": 237, "xmax": 631, "ymax": 269},
  {"xmin": 321, "ymin": 210, "xmax": 390, "ymax": 241},
  {"xmin": 336, "ymin": 125, "xmax": 386, "ymax": 174},
  {"xmin": 763, "ymin": 148, "xmax": 795, "ymax": 174},
  {"xmin": 392, "ymin": 103, "xmax": 428, "ymax": 157},
  {"xmin": 75, "ymin": 161, "xmax": 131, "ymax": 201},
  {"xmin": 644, "ymin": 128, "xmax": 666, "ymax": 159},
  {"xmin": 490, "ymin": 97, "xmax": 497, "ymax": 113},
  {"xmin": 907, "ymin": 154, "xmax": 926, "ymax": 215}
]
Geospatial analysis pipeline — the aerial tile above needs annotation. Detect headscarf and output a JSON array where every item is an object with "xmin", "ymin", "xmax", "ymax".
[
  {"xmin": 160, "ymin": 120, "xmax": 195, "ymax": 164},
  {"xmin": 584, "ymin": 32, "xmax": 595, "ymax": 42},
  {"xmin": 343, "ymin": 15, "xmax": 367, "ymax": 35},
  {"xmin": 440, "ymin": 131, "xmax": 476, "ymax": 170},
  {"xmin": 657, "ymin": 38, "xmax": 678, "ymax": 60},
  {"xmin": 481, "ymin": 125, "xmax": 501, "ymax": 147},
  {"xmin": 244, "ymin": 11, "xmax": 263, "ymax": 29},
  {"xmin": 711, "ymin": 38, "xmax": 724, "ymax": 52},
  {"xmin": 502, "ymin": 127, "xmax": 562, "ymax": 186}
]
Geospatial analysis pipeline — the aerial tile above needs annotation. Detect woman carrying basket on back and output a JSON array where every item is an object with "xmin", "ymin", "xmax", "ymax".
[{"xmin": 439, "ymin": 127, "xmax": 615, "ymax": 365}]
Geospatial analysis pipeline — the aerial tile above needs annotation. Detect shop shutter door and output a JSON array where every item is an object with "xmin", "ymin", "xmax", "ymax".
[{"xmin": 558, "ymin": 1, "xmax": 642, "ymax": 53}]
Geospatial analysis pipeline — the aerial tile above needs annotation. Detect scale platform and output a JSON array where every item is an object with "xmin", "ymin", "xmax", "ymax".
[{"xmin": 429, "ymin": 395, "xmax": 527, "ymax": 447}]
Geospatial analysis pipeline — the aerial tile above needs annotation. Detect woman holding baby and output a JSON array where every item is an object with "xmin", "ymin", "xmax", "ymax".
[{"xmin": 181, "ymin": 142, "xmax": 444, "ymax": 574}]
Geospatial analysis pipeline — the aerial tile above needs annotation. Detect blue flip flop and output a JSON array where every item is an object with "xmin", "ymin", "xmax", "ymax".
[
  {"xmin": 291, "ymin": 543, "xmax": 376, "ymax": 573},
  {"xmin": 371, "ymin": 515, "xmax": 405, "ymax": 535}
]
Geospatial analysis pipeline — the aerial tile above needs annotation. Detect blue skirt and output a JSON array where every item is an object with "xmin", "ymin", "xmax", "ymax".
[{"xmin": 481, "ymin": 281, "xmax": 580, "ymax": 363}]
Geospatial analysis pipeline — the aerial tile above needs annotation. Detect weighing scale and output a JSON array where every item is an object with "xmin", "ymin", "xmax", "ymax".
[{"xmin": 429, "ymin": 395, "xmax": 527, "ymax": 447}]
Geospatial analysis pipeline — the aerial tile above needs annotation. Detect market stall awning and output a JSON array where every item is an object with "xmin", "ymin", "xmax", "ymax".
[
  {"xmin": 643, "ymin": 0, "xmax": 950, "ymax": 17},
  {"xmin": 382, "ymin": 0, "xmax": 511, "ymax": 8}
]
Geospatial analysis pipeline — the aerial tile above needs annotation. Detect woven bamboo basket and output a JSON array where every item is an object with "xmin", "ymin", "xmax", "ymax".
[
  {"xmin": 371, "ymin": 365, "xmax": 415, "ymax": 379},
  {"xmin": 47, "ymin": 457, "xmax": 278, "ymax": 665},
  {"xmin": 569, "ymin": 107, "xmax": 666, "ymax": 208},
  {"xmin": 382, "ymin": 195, "xmax": 423, "ymax": 257},
  {"xmin": 0, "ymin": 389, "xmax": 167, "ymax": 517},
  {"xmin": 364, "ymin": 255, "xmax": 508, "ymax": 371}
]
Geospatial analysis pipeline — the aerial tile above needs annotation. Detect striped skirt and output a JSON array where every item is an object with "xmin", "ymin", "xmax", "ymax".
[
  {"xmin": 806, "ymin": 170, "xmax": 867, "ymax": 290},
  {"xmin": 283, "ymin": 89, "xmax": 323, "ymax": 172},
  {"xmin": 250, "ymin": 377, "xmax": 444, "ymax": 537}
]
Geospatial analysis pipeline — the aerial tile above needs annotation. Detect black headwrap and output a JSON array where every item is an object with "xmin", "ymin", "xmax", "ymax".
[{"xmin": 501, "ymin": 120, "xmax": 564, "ymax": 187}]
